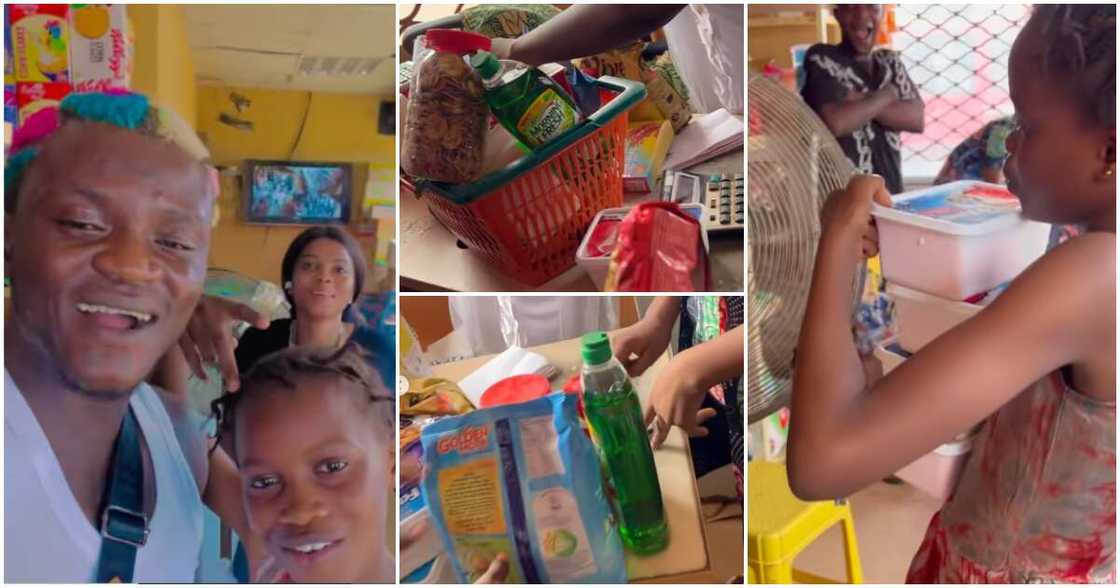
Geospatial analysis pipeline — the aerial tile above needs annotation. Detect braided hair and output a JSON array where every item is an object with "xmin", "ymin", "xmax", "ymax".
[
  {"xmin": 210, "ymin": 341, "xmax": 394, "ymax": 456},
  {"xmin": 1033, "ymin": 4, "xmax": 1116, "ymax": 127}
]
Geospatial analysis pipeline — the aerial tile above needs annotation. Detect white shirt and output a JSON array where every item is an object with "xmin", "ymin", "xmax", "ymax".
[
  {"xmin": 663, "ymin": 4, "xmax": 745, "ymax": 115},
  {"xmin": 5, "ymin": 370, "xmax": 204, "ymax": 582}
]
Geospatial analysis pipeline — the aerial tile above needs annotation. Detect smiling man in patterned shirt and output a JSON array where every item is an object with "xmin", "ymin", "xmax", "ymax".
[{"xmin": 801, "ymin": 4, "xmax": 925, "ymax": 194}]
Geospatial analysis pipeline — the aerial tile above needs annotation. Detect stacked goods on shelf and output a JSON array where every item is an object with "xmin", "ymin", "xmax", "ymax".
[
  {"xmin": 7, "ymin": 4, "xmax": 132, "ymax": 128},
  {"xmin": 871, "ymin": 180, "xmax": 1051, "ymax": 500}
]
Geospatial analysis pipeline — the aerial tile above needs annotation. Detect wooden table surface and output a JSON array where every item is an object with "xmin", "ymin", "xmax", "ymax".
[{"xmin": 430, "ymin": 333, "xmax": 716, "ymax": 583}]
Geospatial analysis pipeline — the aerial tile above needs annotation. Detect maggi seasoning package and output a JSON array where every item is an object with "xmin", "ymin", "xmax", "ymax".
[{"xmin": 420, "ymin": 393, "xmax": 627, "ymax": 584}]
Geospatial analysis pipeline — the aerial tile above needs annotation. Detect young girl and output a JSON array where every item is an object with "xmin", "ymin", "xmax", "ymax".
[
  {"xmin": 212, "ymin": 343, "xmax": 395, "ymax": 583},
  {"xmin": 788, "ymin": 5, "xmax": 1115, "ymax": 583},
  {"xmin": 613, "ymin": 296, "xmax": 744, "ymax": 498}
]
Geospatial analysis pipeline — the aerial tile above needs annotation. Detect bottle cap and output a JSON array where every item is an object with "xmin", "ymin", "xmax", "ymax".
[
  {"xmin": 424, "ymin": 29, "xmax": 491, "ymax": 56},
  {"xmin": 580, "ymin": 331, "xmax": 612, "ymax": 365},
  {"xmin": 470, "ymin": 51, "xmax": 501, "ymax": 79}
]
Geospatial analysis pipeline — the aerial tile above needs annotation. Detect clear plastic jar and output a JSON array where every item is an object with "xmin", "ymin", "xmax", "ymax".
[{"xmin": 401, "ymin": 30, "xmax": 490, "ymax": 184}]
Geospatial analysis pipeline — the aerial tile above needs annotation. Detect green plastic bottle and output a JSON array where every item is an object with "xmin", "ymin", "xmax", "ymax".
[
  {"xmin": 470, "ymin": 51, "xmax": 582, "ymax": 149},
  {"xmin": 579, "ymin": 331, "xmax": 668, "ymax": 555}
]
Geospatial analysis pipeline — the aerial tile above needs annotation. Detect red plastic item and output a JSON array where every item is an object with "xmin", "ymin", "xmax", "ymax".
[
  {"xmin": 480, "ymin": 374, "xmax": 551, "ymax": 408},
  {"xmin": 964, "ymin": 184, "xmax": 1015, "ymax": 200},
  {"xmin": 606, "ymin": 202, "xmax": 710, "ymax": 291},
  {"xmin": 563, "ymin": 374, "xmax": 582, "ymax": 394},
  {"xmin": 424, "ymin": 29, "xmax": 491, "ymax": 55},
  {"xmin": 584, "ymin": 217, "xmax": 621, "ymax": 258}
]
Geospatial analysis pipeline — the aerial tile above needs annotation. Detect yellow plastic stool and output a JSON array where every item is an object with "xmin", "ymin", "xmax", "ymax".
[{"xmin": 748, "ymin": 460, "xmax": 864, "ymax": 584}]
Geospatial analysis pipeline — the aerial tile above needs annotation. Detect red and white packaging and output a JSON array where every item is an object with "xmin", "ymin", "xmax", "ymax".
[
  {"xmin": 69, "ymin": 4, "xmax": 132, "ymax": 92},
  {"xmin": 604, "ymin": 202, "xmax": 709, "ymax": 292},
  {"xmin": 16, "ymin": 81, "xmax": 70, "ymax": 124}
]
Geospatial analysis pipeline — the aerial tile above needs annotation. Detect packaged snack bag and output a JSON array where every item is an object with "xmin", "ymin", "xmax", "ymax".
[
  {"xmin": 641, "ymin": 58, "xmax": 692, "ymax": 132},
  {"xmin": 10, "ymin": 4, "xmax": 70, "ymax": 83},
  {"xmin": 605, "ymin": 202, "xmax": 709, "ymax": 291},
  {"xmin": 421, "ymin": 393, "xmax": 627, "ymax": 584},
  {"xmin": 402, "ymin": 377, "xmax": 476, "ymax": 416},
  {"xmin": 16, "ymin": 81, "xmax": 70, "ymax": 124},
  {"xmin": 461, "ymin": 4, "xmax": 561, "ymax": 39}
]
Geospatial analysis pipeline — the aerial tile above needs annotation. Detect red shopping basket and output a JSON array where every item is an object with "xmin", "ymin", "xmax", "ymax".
[{"xmin": 404, "ymin": 76, "xmax": 647, "ymax": 286}]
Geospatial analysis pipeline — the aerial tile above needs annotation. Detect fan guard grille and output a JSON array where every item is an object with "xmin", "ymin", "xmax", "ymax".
[{"xmin": 747, "ymin": 72, "xmax": 863, "ymax": 424}]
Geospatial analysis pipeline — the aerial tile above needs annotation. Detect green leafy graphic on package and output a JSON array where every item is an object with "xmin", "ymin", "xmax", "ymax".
[
  {"xmin": 462, "ymin": 4, "xmax": 560, "ymax": 39},
  {"xmin": 542, "ymin": 528, "xmax": 579, "ymax": 557}
]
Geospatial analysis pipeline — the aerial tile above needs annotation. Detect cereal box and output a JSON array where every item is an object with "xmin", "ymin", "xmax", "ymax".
[
  {"xmin": 10, "ymin": 4, "xmax": 70, "ymax": 83},
  {"xmin": 623, "ymin": 120, "xmax": 673, "ymax": 193},
  {"xmin": 4, "ymin": 84, "xmax": 16, "ymax": 125},
  {"xmin": 69, "ymin": 4, "xmax": 132, "ymax": 92},
  {"xmin": 16, "ymin": 81, "xmax": 70, "ymax": 124}
]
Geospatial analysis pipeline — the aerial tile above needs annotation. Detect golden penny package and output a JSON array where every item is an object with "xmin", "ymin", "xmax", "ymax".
[{"xmin": 420, "ymin": 393, "xmax": 627, "ymax": 583}]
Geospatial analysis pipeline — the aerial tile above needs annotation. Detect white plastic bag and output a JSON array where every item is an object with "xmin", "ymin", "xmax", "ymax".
[{"xmin": 449, "ymin": 297, "xmax": 618, "ymax": 356}]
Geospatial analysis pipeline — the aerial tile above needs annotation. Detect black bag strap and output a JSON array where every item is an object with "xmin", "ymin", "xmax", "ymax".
[{"xmin": 95, "ymin": 408, "xmax": 148, "ymax": 583}]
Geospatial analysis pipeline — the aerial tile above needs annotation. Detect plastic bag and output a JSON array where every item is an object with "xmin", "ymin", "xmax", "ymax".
[
  {"xmin": 448, "ymin": 296, "xmax": 618, "ymax": 357},
  {"xmin": 420, "ymin": 393, "xmax": 627, "ymax": 584},
  {"xmin": 401, "ymin": 377, "xmax": 476, "ymax": 416},
  {"xmin": 401, "ymin": 30, "xmax": 490, "ymax": 184},
  {"xmin": 605, "ymin": 202, "xmax": 709, "ymax": 291}
]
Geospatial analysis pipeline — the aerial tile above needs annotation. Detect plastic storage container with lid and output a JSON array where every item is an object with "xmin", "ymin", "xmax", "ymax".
[
  {"xmin": 895, "ymin": 435, "xmax": 977, "ymax": 502},
  {"xmin": 873, "ymin": 339, "xmax": 910, "ymax": 374},
  {"xmin": 887, "ymin": 283, "xmax": 984, "ymax": 353},
  {"xmin": 576, "ymin": 203, "xmax": 708, "ymax": 290},
  {"xmin": 875, "ymin": 338, "xmax": 982, "ymax": 501},
  {"xmin": 872, "ymin": 180, "xmax": 1051, "ymax": 300}
]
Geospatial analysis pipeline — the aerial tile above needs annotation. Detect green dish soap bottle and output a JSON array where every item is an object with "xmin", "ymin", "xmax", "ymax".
[
  {"xmin": 470, "ymin": 51, "xmax": 583, "ymax": 149},
  {"xmin": 579, "ymin": 331, "xmax": 669, "ymax": 555}
]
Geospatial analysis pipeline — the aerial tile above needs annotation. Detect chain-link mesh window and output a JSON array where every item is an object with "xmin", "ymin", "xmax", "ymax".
[{"xmin": 895, "ymin": 4, "xmax": 1031, "ymax": 180}]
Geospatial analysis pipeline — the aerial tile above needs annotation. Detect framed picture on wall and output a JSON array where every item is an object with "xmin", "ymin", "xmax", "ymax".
[{"xmin": 242, "ymin": 160, "xmax": 352, "ymax": 225}]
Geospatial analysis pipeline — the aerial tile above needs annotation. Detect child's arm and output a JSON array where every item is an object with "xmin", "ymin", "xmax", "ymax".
[
  {"xmin": 788, "ymin": 175, "xmax": 1116, "ymax": 500},
  {"xmin": 205, "ymin": 446, "xmax": 269, "ymax": 579},
  {"xmin": 646, "ymin": 325, "xmax": 744, "ymax": 448},
  {"xmin": 613, "ymin": 296, "xmax": 681, "ymax": 377}
]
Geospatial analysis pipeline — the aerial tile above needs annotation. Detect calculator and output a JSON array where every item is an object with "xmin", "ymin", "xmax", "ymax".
[
  {"xmin": 704, "ymin": 173, "xmax": 745, "ymax": 232},
  {"xmin": 662, "ymin": 171, "xmax": 744, "ymax": 233}
]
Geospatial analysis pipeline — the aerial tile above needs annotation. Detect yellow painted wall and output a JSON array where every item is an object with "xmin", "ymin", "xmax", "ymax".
[
  {"xmin": 196, "ymin": 86, "xmax": 396, "ymax": 287},
  {"xmin": 129, "ymin": 5, "xmax": 197, "ymax": 124},
  {"xmin": 747, "ymin": 5, "xmax": 841, "ymax": 71}
]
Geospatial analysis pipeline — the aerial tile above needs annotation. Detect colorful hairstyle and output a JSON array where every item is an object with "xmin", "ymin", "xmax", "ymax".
[
  {"xmin": 210, "ymin": 341, "xmax": 394, "ymax": 455},
  {"xmin": 1033, "ymin": 4, "xmax": 1116, "ymax": 127},
  {"xmin": 4, "ymin": 90, "xmax": 215, "ymax": 213}
]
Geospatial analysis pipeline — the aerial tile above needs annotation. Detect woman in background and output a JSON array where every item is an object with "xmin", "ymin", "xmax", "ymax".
[{"xmin": 233, "ymin": 226, "xmax": 367, "ymax": 374}]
